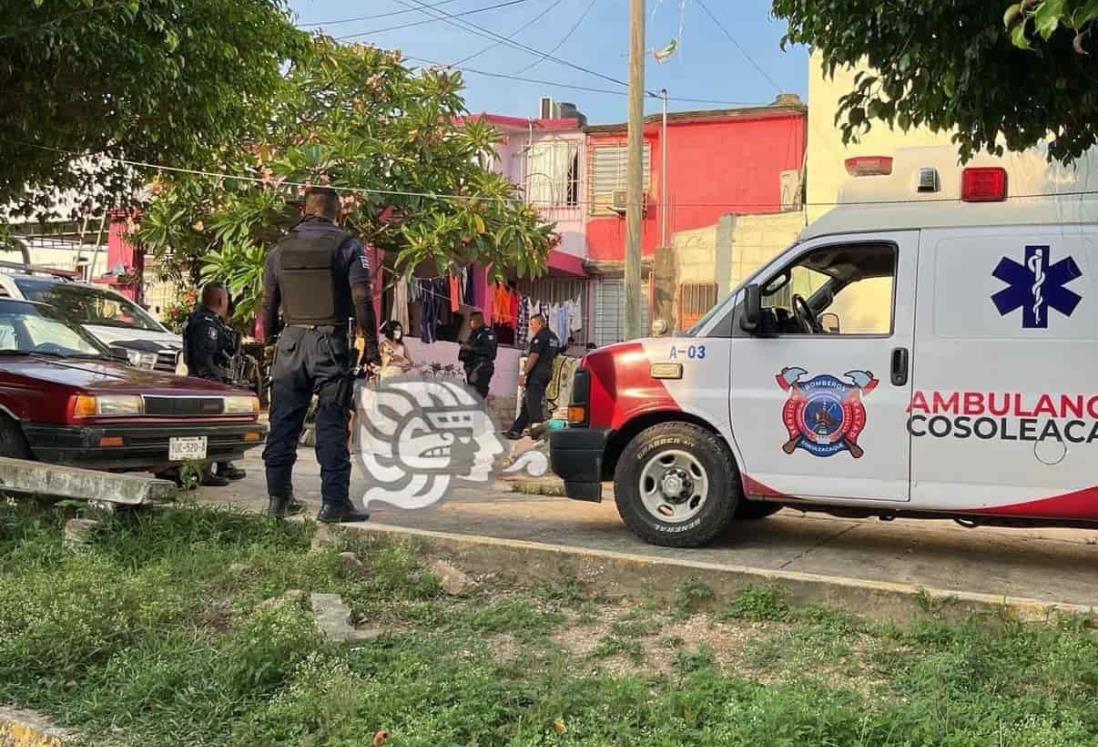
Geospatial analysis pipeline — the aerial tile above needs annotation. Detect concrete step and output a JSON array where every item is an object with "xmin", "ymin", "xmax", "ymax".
[{"xmin": 0, "ymin": 457, "xmax": 175, "ymax": 505}]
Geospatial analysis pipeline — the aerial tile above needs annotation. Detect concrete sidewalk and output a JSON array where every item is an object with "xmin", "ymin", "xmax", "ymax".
[{"xmin": 197, "ymin": 449, "xmax": 1098, "ymax": 610}]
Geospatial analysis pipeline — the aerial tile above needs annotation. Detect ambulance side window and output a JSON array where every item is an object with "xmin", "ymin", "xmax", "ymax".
[{"xmin": 758, "ymin": 243, "xmax": 896, "ymax": 336}]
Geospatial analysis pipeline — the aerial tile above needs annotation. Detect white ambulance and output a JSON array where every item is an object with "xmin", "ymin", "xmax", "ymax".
[{"xmin": 550, "ymin": 146, "xmax": 1098, "ymax": 547}]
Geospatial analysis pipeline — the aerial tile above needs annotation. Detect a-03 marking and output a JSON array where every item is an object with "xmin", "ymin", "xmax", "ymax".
[{"xmin": 667, "ymin": 345, "xmax": 706, "ymax": 360}]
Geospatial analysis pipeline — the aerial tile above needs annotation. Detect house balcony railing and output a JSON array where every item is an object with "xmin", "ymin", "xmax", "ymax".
[{"xmin": 532, "ymin": 203, "xmax": 583, "ymax": 224}]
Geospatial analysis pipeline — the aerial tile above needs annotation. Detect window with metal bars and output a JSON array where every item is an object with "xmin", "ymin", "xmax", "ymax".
[
  {"xmin": 678, "ymin": 283, "xmax": 719, "ymax": 331},
  {"xmin": 588, "ymin": 143, "xmax": 651, "ymax": 215}
]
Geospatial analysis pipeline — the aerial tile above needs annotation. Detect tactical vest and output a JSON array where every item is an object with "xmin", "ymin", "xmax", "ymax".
[{"xmin": 276, "ymin": 230, "xmax": 348, "ymax": 327}]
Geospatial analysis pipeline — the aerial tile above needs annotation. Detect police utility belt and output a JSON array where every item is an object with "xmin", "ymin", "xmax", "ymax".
[{"xmin": 286, "ymin": 323, "xmax": 346, "ymax": 335}]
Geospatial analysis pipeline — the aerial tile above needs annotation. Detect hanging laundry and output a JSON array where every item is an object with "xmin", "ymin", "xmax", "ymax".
[
  {"xmin": 419, "ymin": 278, "xmax": 438, "ymax": 343},
  {"xmin": 509, "ymin": 286, "xmax": 520, "ymax": 326},
  {"xmin": 408, "ymin": 291, "xmax": 423, "ymax": 341},
  {"xmin": 491, "ymin": 283, "xmax": 505, "ymax": 324},
  {"xmin": 463, "ymin": 267, "xmax": 475, "ymax": 308},
  {"xmin": 517, "ymin": 295, "xmax": 531, "ymax": 347},
  {"xmin": 556, "ymin": 302, "xmax": 572, "ymax": 343},
  {"xmin": 449, "ymin": 274, "xmax": 460, "ymax": 313},
  {"xmin": 548, "ymin": 301, "xmax": 563, "ymax": 341},
  {"xmin": 392, "ymin": 277, "xmax": 410, "ymax": 330},
  {"xmin": 568, "ymin": 295, "xmax": 582, "ymax": 333},
  {"xmin": 435, "ymin": 279, "xmax": 452, "ymax": 327}
]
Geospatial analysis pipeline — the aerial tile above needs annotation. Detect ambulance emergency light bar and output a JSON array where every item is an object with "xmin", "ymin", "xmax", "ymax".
[
  {"xmin": 961, "ymin": 167, "xmax": 1008, "ymax": 202},
  {"xmin": 844, "ymin": 156, "xmax": 1008, "ymax": 202}
]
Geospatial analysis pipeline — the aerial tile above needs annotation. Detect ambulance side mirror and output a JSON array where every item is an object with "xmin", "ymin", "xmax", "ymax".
[
  {"xmin": 819, "ymin": 312, "xmax": 840, "ymax": 334},
  {"xmin": 740, "ymin": 284, "xmax": 761, "ymax": 333}
]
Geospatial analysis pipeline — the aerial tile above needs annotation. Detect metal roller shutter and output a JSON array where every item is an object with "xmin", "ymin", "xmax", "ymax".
[{"xmin": 593, "ymin": 278, "xmax": 649, "ymax": 346}]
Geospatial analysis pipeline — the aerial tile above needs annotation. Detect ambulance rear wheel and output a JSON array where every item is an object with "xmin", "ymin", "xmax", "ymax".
[{"xmin": 614, "ymin": 422, "xmax": 739, "ymax": 547}]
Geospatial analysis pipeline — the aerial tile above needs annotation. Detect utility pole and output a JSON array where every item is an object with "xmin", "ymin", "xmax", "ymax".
[
  {"xmin": 623, "ymin": 0, "xmax": 645, "ymax": 340},
  {"xmin": 659, "ymin": 88, "xmax": 669, "ymax": 248}
]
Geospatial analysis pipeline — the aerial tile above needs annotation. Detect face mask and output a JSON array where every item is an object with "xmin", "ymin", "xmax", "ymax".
[{"xmin": 393, "ymin": 330, "xmax": 402, "ymax": 341}]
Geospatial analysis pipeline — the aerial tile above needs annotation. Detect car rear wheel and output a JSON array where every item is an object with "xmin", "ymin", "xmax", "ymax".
[
  {"xmin": 613, "ymin": 422, "xmax": 739, "ymax": 547},
  {"xmin": 0, "ymin": 416, "xmax": 30, "ymax": 459}
]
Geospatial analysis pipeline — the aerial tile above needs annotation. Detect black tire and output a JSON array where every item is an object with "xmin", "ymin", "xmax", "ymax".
[
  {"xmin": 613, "ymin": 422, "xmax": 739, "ymax": 547},
  {"xmin": 734, "ymin": 499, "xmax": 784, "ymax": 520},
  {"xmin": 0, "ymin": 416, "xmax": 30, "ymax": 459}
]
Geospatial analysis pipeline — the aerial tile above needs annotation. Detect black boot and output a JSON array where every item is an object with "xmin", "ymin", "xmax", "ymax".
[
  {"xmin": 217, "ymin": 462, "xmax": 247, "ymax": 481},
  {"xmin": 317, "ymin": 502, "xmax": 370, "ymax": 524},
  {"xmin": 201, "ymin": 472, "xmax": 231, "ymax": 487},
  {"xmin": 268, "ymin": 495, "xmax": 306, "ymax": 519}
]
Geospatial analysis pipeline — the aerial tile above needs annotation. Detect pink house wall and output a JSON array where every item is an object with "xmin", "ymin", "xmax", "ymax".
[{"xmin": 586, "ymin": 109, "xmax": 807, "ymax": 261}]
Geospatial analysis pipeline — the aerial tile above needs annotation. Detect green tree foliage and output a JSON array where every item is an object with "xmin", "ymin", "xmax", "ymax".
[
  {"xmin": 0, "ymin": 0, "xmax": 307, "ymax": 219},
  {"xmin": 772, "ymin": 0, "xmax": 1098, "ymax": 163},
  {"xmin": 1005, "ymin": 0, "xmax": 1098, "ymax": 53},
  {"xmin": 140, "ymin": 39, "xmax": 556, "ymax": 321}
]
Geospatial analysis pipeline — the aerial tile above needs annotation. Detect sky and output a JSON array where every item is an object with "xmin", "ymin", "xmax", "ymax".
[{"xmin": 287, "ymin": 0, "xmax": 809, "ymax": 125}]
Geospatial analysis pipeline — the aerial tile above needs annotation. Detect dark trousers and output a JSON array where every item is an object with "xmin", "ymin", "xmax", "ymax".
[
  {"xmin": 466, "ymin": 363, "xmax": 493, "ymax": 399},
  {"xmin": 508, "ymin": 376, "xmax": 547, "ymax": 435},
  {"xmin": 263, "ymin": 326, "xmax": 352, "ymax": 506}
]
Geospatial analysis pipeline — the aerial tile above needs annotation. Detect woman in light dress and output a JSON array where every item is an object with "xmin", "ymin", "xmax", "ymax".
[{"xmin": 377, "ymin": 320, "xmax": 414, "ymax": 380}]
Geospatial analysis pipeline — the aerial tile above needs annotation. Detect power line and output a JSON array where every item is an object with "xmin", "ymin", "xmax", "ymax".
[
  {"xmin": 513, "ymin": 0, "xmax": 599, "ymax": 74},
  {"xmin": 394, "ymin": 0, "xmax": 630, "ymax": 89},
  {"xmin": 453, "ymin": 0, "xmax": 567, "ymax": 66},
  {"xmin": 666, "ymin": 94, "xmax": 773, "ymax": 106},
  {"xmin": 405, "ymin": 55, "xmax": 635, "ymax": 97},
  {"xmin": 403, "ymin": 54, "xmax": 771, "ymax": 106},
  {"xmin": 336, "ymin": 0, "xmax": 536, "ymax": 40},
  {"xmin": 694, "ymin": 0, "xmax": 783, "ymax": 94},
  {"xmin": 14, "ymin": 140, "xmax": 1098, "ymax": 211},
  {"xmin": 298, "ymin": 0, "xmax": 467, "ymax": 28},
  {"xmin": 326, "ymin": 1, "xmax": 767, "ymax": 106}
]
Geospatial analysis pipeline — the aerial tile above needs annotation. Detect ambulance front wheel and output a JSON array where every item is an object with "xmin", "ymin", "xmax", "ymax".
[{"xmin": 613, "ymin": 422, "xmax": 739, "ymax": 547}]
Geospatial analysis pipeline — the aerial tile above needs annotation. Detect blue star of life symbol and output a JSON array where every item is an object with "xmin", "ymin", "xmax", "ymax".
[{"xmin": 991, "ymin": 245, "xmax": 1082, "ymax": 329}]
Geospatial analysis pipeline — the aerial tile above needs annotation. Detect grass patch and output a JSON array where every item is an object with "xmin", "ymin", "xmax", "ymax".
[
  {"xmin": 674, "ymin": 577, "xmax": 716, "ymax": 618},
  {"xmin": 717, "ymin": 585, "xmax": 791, "ymax": 623},
  {"xmin": 1, "ymin": 502, "xmax": 1096, "ymax": 746}
]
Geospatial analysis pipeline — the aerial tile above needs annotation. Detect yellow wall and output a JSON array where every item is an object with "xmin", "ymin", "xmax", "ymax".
[
  {"xmin": 673, "ymin": 212, "xmax": 805, "ymax": 289},
  {"xmin": 727, "ymin": 212, "xmax": 806, "ymax": 288},
  {"xmin": 670, "ymin": 211, "xmax": 806, "ymax": 329},
  {"xmin": 803, "ymin": 52, "xmax": 952, "ymax": 332},
  {"xmin": 806, "ymin": 50, "xmax": 953, "ymax": 221},
  {"xmin": 673, "ymin": 225, "xmax": 717, "ymax": 285}
]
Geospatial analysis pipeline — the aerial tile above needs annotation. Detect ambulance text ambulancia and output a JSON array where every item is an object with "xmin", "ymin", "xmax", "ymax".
[{"xmin": 550, "ymin": 146, "xmax": 1098, "ymax": 546}]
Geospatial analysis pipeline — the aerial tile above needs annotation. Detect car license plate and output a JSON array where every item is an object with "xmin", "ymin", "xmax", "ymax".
[{"xmin": 169, "ymin": 436, "xmax": 207, "ymax": 461}]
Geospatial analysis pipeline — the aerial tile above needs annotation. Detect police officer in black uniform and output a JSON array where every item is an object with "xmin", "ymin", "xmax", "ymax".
[
  {"xmin": 260, "ymin": 187, "xmax": 380, "ymax": 522},
  {"xmin": 182, "ymin": 282, "xmax": 246, "ymax": 485},
  {"xmin": 459, "ymin": 311, "xmax": 497, "ymax": 399},
  {"xmin": 505, "ymin": 313, "xmax": 559, "ymax": 439}
]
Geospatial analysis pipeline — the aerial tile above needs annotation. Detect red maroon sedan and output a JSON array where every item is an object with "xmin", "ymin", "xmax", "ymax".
[{"xmin": 0, "ymin": 299, "xmax": 266, "ymax": 471}]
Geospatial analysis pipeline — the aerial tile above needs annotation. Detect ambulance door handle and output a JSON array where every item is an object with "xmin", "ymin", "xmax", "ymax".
[{"xmin": 890, "ymin": 347, "xmax": 909, "ymax": 386}]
